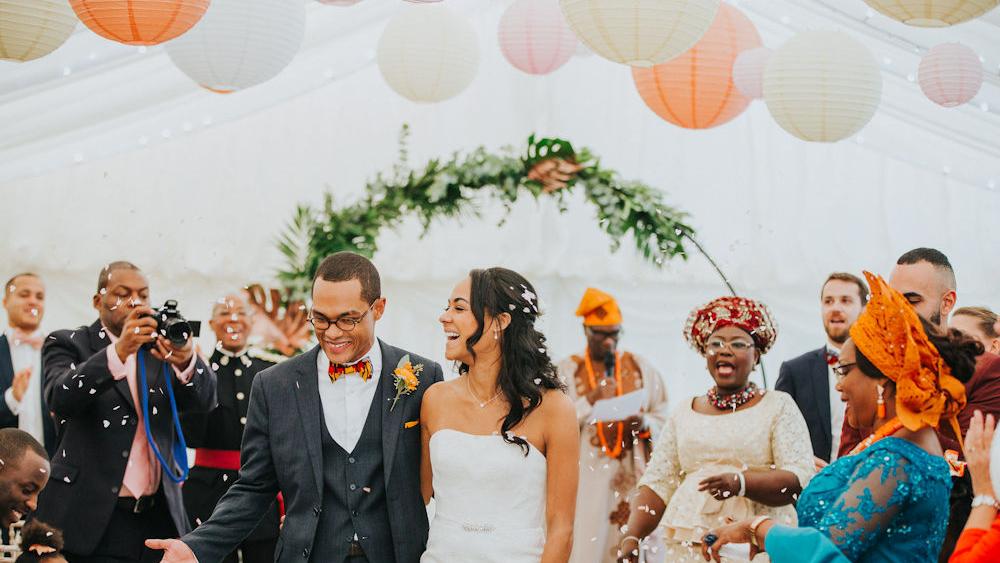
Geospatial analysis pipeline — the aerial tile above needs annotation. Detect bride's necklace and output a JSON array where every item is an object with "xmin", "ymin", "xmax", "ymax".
[
  {"xmin": 466, "ymin": 375, "xmax": 502, "ymax": 408},
  {"xmin": 707, "ymin": 382, "xmax": 759, "ymax": 412}
]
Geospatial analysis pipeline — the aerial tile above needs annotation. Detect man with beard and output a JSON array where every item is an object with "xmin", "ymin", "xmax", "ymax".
[
  {"xmin": 836, "ymin": 248, "xmax": 1000, "ymax": 562},
  {"xmin": 776, "ymin": 273, "xmax": 868, "ymax": 468},
  {"xmin": 180, "ymin": 294, "xmax": 281, "ymax": 563},
  {"xmin": 0, "ymin": 428, "xmax": 49, "ymax": 527}
]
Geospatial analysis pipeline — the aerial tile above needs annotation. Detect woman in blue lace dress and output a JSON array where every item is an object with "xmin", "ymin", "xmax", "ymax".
[{"xmin": 700, "ymin": 273, "xmax": 981, "ymax": 563}]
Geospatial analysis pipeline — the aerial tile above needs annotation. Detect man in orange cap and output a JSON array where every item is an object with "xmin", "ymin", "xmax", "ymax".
[{"xmin": 558, "ymin": 288, "xmax": 669, "ymax": 563}]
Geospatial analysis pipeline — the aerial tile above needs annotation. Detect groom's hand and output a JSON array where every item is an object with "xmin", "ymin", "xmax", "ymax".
[{"xmin": 145, "ymin": 539, "xmax": 198, "ymax": 562}]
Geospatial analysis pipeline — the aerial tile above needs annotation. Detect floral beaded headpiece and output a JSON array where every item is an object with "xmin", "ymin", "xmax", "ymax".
[{"xmin": 684, "ymin": 296, "xmax": 778, "ymax": 356}]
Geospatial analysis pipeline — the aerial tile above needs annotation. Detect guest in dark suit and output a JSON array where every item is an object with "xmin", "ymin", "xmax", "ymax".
[
  {"xmin": 1, "ymin": 273, "xmax": 56, "ymax": 454},
  {"xmin": 149, "ymin": 251, "xmax": 444, "ymax": 563},
  {"xmin": 34, "ymin": 261, "xmax": 216, "ymax": 563},
  {"xmin": 776, "ymin": 272, "xmax": 867, "ymax": 467},
  {"xmin": 180, "ymin": 294, "xmax": 280, "ymax": 563},
  {"xmin": 834, "ymin": 248, "xmax": 1000, "ymax": 562}
]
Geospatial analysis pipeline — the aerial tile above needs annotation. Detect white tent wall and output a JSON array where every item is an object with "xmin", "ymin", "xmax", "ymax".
[{"xmin": 1, "ymin": 0, "xmax": 998, "ymax": 403}]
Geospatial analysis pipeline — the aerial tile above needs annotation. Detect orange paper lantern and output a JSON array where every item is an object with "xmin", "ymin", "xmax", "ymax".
[
  {"xmin": 70, "ymin": 0, "xmax": 210, "ymax": 45},
  {"xmin": 632, "ymin": 3, "xmax": 761, "ymax": 129}
]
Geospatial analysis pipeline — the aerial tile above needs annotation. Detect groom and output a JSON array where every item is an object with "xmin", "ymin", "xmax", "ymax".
[{"xmin": 149, "ymin": 252, "xmax": 444, "ymax": 562}]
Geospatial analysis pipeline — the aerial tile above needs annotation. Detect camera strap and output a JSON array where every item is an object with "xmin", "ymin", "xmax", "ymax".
[{"xmin": 138, "ymin": 349, "xmax": 190, "ymax": 484}]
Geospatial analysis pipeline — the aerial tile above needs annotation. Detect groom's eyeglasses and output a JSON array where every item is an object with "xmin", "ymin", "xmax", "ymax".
[{"xmin": 309, "ymin": 301, "xmax": 376, "ymax": 332}]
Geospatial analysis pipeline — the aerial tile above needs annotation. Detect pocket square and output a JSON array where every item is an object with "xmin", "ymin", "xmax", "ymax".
[{"xmin": 404, "ymin": 420, "xmax": 419, "ymax": 429}]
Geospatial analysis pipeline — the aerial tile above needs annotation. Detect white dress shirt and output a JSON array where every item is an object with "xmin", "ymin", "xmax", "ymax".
[
  {"xmin": 316, "ymin": 340, "xmax": 383, "ymax": 453},
  {"xmin": 3, "ymin": 329, "xmax": 45, "ymax": 444},
  {"xmin": 827, "ymin": 343, "xmax": 845, "ymax": 461}
]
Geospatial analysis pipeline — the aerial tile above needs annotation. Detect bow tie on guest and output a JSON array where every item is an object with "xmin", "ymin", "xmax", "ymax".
[
  {"xmin": 328, "ymin": 358, "xmax": 373, "ymax": 383},
  {"xmin": 12, "ymin": 330, "xmax": 43, "ymax": 350},
  {"xmin": 825, "ymin": 349, "xmax": 840, "ymax": 366}
]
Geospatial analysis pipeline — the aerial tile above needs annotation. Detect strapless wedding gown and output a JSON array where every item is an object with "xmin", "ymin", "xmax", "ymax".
[{"xmin": 421, "ymin": 429, "xmax": 547, "ymax": 562}]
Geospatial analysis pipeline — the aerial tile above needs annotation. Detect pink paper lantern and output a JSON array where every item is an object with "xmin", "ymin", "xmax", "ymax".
[
  {"xmin": 918, "ymin": 43, "xmax": 983, "ymax": 107},
  {"xmin": 498, "ymin": 0, "xmax": 577, "ymax": 75},
  {"xmin": 316, "ymin": 0, "xmax": 363, "ymax": 5},
  {"xmin": 732, "ymin": 46, "xmax": 772, "ymax": 100}
]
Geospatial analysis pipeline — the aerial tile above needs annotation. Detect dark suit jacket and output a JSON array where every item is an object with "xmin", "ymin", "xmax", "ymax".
[
  {"xmin": 0, "ymin": 335, "xmax": 57, "ymax": 454},
  {"xmin": 776, "ymin": 347, "xmax": 834, "ymax": 462},
  {"xmin": 182, "ymin": 341, "xmax": 444, "ymax": 563},
  {"xmin": 34, "ymin": 320, "xmax": 217, "ymax": 555}
]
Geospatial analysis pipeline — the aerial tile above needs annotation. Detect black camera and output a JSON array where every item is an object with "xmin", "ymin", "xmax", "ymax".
[{"xmin": 147, "ymin": 300, "xmax": 201, "ymax": 347}]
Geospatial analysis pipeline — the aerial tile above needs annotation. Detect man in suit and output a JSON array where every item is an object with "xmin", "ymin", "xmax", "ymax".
[
  {"xmin": 776, "ymin": 272, "xmax": 868, "ymax": 467},
  {"xmin": 835, "ymin": 247, "xmax": 1000, "ymax": 562},
  {"xmin": 1, "ymin": 273, "xmax": 57, "ymax": 454},
  {"xmin": 180, "ymin": 294, "xmax": 281, "ymax": 563},
  {"xmin": 149, "ymin": 251, "xmax": 444, "ymax": 563},
  {"xmin": 34, "ymin": 261, "xmax": 217, "ymax": 562}
]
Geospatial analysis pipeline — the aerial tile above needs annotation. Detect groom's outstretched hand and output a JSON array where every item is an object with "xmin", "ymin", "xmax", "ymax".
[{"xmin": 145, "ymin": 539, "xmax": 198, "ymax": 562}]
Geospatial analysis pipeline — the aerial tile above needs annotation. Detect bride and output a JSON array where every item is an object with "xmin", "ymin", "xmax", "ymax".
[{"xmin": 420, "ymin": 267, "xmax": 580, "ymax": 562}]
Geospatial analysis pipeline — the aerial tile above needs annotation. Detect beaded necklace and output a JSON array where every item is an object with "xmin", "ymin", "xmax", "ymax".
[
  {"xmin": 848, "ymin": 417, "xmax": 904, "ymax": 456},
  {"xmin": 707, "ymin": 382, "xmax": 759, "ymax": 412},
  {"xmin": 584, "ymin": 349, "xmax": 624, "ymax": 459}
]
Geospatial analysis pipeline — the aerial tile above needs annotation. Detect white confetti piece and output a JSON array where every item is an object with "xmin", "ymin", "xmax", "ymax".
[{"xmin": 102, "ymin": 420, "xmax": 110, "ymax": 428}]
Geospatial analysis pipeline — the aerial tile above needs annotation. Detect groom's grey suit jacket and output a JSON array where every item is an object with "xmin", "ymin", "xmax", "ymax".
[{"xmin": 183, "ymin": 341, "xmax": 444, "ymax": 563}]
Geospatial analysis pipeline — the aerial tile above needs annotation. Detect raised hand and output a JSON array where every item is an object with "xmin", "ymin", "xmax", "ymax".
[
  {"xmin": 149, "ymin": 332, "xmax": 194, "ymax": 370},
  {"xmin": 145, "ymin": 539, "xmax": 198, "ymax": 563},
  {"xmin": 964, "ymin": 409, "xmax": 997, "ymax": 497},
  {"xmin": 11, "ymin": 366, "xmax": 32, "ymax": 402},
  {"xmin": 115, "ymin": 306, "xmax": 158, "ymax": 362}
]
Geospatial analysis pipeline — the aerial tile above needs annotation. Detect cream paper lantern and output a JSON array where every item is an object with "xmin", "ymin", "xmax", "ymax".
[
  {"xmin": 764, "ymin": 31, "xmax": 882, "ymax": 143},
  {"xmin": 166, "ymin": 0, "xmax": 305, "ymax": 93},
  {"xmin": 732, "ymin": 46, "xmax": 772, "ymax": 100},
  {"xmin": 558, "ymin": 0, "xmax": 720, "ymax": 67},
  {"xmin": 918, "ymin": 43, "xmax": 983, "ymax": 107},
  {"xmin": 0, "ymin": 0, "xmax": 77, "ymax": 62},
  {"xmin": 377, "ymin": 4, "xmax": 480, "ymax": 103},
  {"xmin": 863, "ymin": 0, "xmax": 998, "ymax": 27}
]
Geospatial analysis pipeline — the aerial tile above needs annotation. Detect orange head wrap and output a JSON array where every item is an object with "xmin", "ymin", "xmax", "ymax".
[
  {"xmin": 575, "ymin": 288, "xmax": 622, "ymax": 326},
  {"xmin": 849, "ymin": 271, "xmax": 966, "ymax": 436}
]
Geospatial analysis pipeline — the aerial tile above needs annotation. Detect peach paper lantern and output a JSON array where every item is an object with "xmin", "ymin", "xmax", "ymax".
[
  {"xmin": 632, "ymin": 3, "xmax": 761, "ymax": 129},
  {"xmin": 498, "ymin": 0, "xmax": 577, "ymax": 75},
  {"xmin": 70, "ymin": 0, "xmax": 210, "ymax": 45},
  {"xmin": 918, "ymin": 43, "xmax": 983, "ymax": 107},
  {"xmin": 732, "ymin": 46, "xmax": 772, "ymax": 100}
]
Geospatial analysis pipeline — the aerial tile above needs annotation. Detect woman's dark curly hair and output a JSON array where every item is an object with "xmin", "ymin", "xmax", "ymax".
[
  {"xmin": 16, "ymin": 520, "xmax": 64, "ymax": 562},
  {"xmin": 459, "ymin": 267, "xmax": 565, "ymax": 455}
]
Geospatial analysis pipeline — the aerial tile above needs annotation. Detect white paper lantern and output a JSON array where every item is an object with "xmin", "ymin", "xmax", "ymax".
[
  {"xmin": 166, "ymin": 0, "xmax": 305, "ymax": 93},
  {"xmin": 559, "ymin": 0, "xmax": 720, "ymax": 67},
  {"xmin": 732, "ymin": 46, "xmax": 772, "ymax": 100},
  {"xmin": 498, "ymin": 0, "xmax": 577, "ymax": 75},
  {"xmin": 377, "ymin": 4, "xmax": 479, "ymax": 103},
  {"xmin": 918, "ymin": 43, "xmax": 983, "ymax": 107},
  {"xmin": 0, "ymin": 0, "xmax": 77, "ymax": 62},
  {"xmin": 863, "ymin": 0, "xmax": 998, "ymax": 27},
  {"xmin": 764, "ymin": 31, "xmax": 882, "ymax": 143},
  {"xmin": 317, "ymin": 0, "xmax": 363, "ymax": 5}
]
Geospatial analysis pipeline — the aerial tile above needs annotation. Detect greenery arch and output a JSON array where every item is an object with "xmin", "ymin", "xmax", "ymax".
[{"xmin": 276, "ymin": 127, "xmax": 699, "ymax": 298}]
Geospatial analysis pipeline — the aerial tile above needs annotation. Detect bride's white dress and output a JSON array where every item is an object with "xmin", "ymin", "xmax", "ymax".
[{"xmin": 421, "ymin": 429, "xmax": 547, "ymax": 562}]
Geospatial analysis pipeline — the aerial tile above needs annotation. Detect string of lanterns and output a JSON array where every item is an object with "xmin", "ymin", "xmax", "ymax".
[{"xmin": 0, "ymin": 0, "xmax": 995, "ymax": 143}]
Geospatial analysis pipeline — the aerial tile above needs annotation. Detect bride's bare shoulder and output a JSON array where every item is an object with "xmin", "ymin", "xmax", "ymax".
[
  {"xmin": 422, "ymin": 377, "xmax": 462, "ymax": 408},
  {"xmin": 538, "ymin": 388, "xmax": 575, "ymax": 419}
]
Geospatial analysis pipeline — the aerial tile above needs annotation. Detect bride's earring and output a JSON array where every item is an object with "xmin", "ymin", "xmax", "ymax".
[
  {"xmin": 493, "ymin": 326, "xmax": 499, "ymax": 341},
  {"xmin": 876, "ymin": 384, "xmax": 886, "ymax": 419}
]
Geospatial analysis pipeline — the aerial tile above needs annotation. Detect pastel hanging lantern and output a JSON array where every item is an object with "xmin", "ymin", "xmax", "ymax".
[
  {"xmin": 166, "ymin": 0, "xmax": 305, "ymax": 93},
  {"xmin": 0, "ymin": 0, "xmax": 77, "ymax": 62},
  {"xmin": 558, "ymin": 0, "xmax": 721, "ymax": 67},
  {"xmin": 498, "ymin": 0, "xmax": 577, "ymax": 75},
  {"xmin": 69, "ymin": 0, "xmax": 210, "ymax": 45},
  {"xmin": 632, "ymin": 3, "xmax": 762, "ymax": 129},
  {"xmin": 862, "ymin": 0, "xmax": 999, "ymax": 27},
  {"xmin": 377, "ymin": 4, "xmax": 480, "ymax": 103},
  {"xmin": 763, "ymin": 31, "xmax": 882, "ymax": 142},
  {"xmin": 732, "ymin": 46, "xmax": 772, "ymax": 100},
  {"xmin": 918, "ymin": 43, "xmax": 983, "ymax": 107}
]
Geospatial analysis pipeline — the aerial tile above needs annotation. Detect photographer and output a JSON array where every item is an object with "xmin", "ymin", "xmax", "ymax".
[{"xmin": 34, "ymin": 261, "xmax": 216, "ymax": 563}]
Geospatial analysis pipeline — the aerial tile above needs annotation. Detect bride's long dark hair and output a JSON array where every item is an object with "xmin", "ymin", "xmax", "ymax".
[{"xmin": 459, "ymin": 267, "xmax": 564, "ymax": 455}]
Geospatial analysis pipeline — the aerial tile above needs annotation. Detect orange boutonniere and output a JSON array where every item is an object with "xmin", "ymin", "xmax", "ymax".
[{"xmin": 391, "ymin": 355, "xmax": 422, "ymax": 411}]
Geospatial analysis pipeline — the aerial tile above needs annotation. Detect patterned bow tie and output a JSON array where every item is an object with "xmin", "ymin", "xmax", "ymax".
[
  {"xmin": 825, "ymin": 349, "xmax": 840, "ymax": 366},
  {"xmin": 12, "ymin": 330, "xmax": 43, "ymax": 350},
  {"xmin": 328, "ymin": 358, "xmax": 373, "ymax": 382}
]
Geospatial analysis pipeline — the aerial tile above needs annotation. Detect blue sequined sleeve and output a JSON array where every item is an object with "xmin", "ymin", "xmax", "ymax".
[{"xmin": 767, "ymin": 449, "xmax": 913, "ymax": 562}]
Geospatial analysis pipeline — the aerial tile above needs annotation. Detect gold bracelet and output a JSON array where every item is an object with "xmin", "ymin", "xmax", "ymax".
[{"xmin": 749, "ymin": 515, "xmax": 771, "ymax": 549}]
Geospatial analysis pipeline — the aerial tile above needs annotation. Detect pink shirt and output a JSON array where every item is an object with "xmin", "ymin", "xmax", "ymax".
[{"xmin": 104, "ymin": 328, "xmax": 195, "ymax": 498}]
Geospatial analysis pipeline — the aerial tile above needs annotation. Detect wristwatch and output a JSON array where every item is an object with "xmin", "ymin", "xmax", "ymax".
[
  {"xmin": 971, "ymin": 495, "xmax": 1000, "ymax": 511},
  {"xmin": 749, "ymin": 515, "xmax": 771, "ymax": 548}
]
